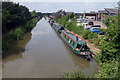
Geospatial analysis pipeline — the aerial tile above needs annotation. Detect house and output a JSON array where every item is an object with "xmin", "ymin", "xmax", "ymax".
[
  {"xmin": 51, "ymin": 9, "xmax": 74, "ymax": 19},
  {"xmin": 85, "ymin": 13, "xmax": 98, "ymax": 21},
  {"xmin": 52, "ymin": 9, "xmax": 66, "ymax": 17}
]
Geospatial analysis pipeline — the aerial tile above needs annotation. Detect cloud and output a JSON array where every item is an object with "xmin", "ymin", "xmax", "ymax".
[{"xmin": 18, "ymin": 2, "xmax": 117, "ymax": 13}]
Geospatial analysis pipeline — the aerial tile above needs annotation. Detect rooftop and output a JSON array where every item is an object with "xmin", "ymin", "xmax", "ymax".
[
  {"xmin": 98, "ymin": 10, "xmax": 108, "ymax": 13},
  {"xmin": 104, "ymin": 8, "xmax": 118, "ymax": 14}
]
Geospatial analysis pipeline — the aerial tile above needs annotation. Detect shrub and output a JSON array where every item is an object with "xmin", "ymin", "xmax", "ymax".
[
  {"xmin": 12, "ymin": 28, "xmax": 25, "ymax": 40},
  {"xmin": 97, "ymin": 59, "xmax": 119, "ymax": 78},
  {"xmin": 89, "ymin": 38, "xmax": 93, "ymax": 43},
  {"xmin": 2, "ymin": 38, "xmax": 9, "ymax": 54},
  {"xmin": 88, "ymin": 32, "xmax": 98, "ymax": 40},
  {"xmin": 82, "ymin": 30, "xmax": 91, "ymax": 39}
]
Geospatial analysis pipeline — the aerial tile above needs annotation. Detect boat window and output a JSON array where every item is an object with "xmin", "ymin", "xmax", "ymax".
[
  {"xmin": 76, "ymin": 36, "xmax": 78, "ymax": 41},
  {"xmin": 71, "ymin": 41, "xmax": 74, "ymax": 47},
  {"xmin": 68, "ymin": 38, "xmax": 71, "ymax": 43},
  {"xmin": 81, "ymin": 44, "xmax": 89, "ymax": 51},
  {"xmin": 60, "ymin": 27, "xmax": 64, "ymax": 30},
  {"xmin": 76, "ymin": 44, "xmax": 82, "ymax": 51},
  {"xmin": 70, "ymin": 40, "xmax": 72, "ymax": 44},
  {"xmin": 65, "ymin": 35, "xmax": 67, "ymax": 39},
  {"xmin": 67, "ymin": 37, "xmax": 69, "ymax": 41}
]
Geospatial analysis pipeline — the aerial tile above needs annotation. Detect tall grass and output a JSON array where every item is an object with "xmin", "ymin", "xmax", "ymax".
[{"xmin": 61, "ymin": 70, "xmax": 91, "ymax": 79}]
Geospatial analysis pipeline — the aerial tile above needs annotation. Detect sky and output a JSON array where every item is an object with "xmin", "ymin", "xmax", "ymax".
[
  {"xmin": 11, "ymin": 0, "xmax": 119, "ymax": 13},
  {"xmin": 12, "ymin": 0, "xmax": 120, "ymax": 2}
]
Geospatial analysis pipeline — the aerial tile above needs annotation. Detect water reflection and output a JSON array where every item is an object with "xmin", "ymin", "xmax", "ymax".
[{"xmin": 2, "ymin": 33, "xmax": 32, "ymax": 68}]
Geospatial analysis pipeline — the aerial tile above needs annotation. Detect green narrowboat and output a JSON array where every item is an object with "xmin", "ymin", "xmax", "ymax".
[
  {"xmin": 61, "ymin": 30, "xmax": 91, "ymax": 60},
  {"xmin": 53, "ymin": 23, "xmax": 64, "ymax": 33}
]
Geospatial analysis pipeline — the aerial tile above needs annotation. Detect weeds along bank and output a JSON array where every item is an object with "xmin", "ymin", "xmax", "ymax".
[
  {"xmin": 2, "ymin": 2, "xmax": 43, "ymax": 55},
  {"xmin": 2, "ymin": 18, "xmax": 39, "ymax": 54},
  {"xmin": 54, "ymin": 14, "xmax": 120, "ymax": 78}
]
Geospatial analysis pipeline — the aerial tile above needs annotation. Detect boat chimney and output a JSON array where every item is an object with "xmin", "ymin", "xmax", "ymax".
[{"xmin": 76, "ymin": 36, "xmax": 78, "ymax": 41}]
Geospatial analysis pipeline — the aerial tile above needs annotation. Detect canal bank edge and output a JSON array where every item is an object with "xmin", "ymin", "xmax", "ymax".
[{"xmin": 2, "ymin": 17, "xmax": 41, "ymax": 56}]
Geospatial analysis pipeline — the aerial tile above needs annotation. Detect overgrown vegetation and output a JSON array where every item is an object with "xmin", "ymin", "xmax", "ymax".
[
  {"xmin": 95, "ymin": 14, "xmax": 120, "ymax": 78},
  {"xmin": 2, "ymin": 2, "xmax": 43, "ymax": 54},
  {"xmin": 64, "ymin": 70, "xmax": 87, "ymax": 79},
  {"xmin": 55, "ymin": 11, "xmax": 119, "ymax": 78},
  {"xmin": 2, "ymin": 18, "xmax": 38, "ymax": 54}
]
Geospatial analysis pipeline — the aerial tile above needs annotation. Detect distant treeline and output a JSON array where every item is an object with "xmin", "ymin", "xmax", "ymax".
[{"xmin": 2, "ymin": 2, "xmax": 43, "ymax": 34}]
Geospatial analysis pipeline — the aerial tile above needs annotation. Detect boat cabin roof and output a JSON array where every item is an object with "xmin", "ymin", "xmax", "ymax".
[
  {"xmin": 54, "ymin": 23, "xmax": 63, "ymax": 27},
  {"xmin": 62, "ymin": 30, "xmax": 86, "ymax": 44}
]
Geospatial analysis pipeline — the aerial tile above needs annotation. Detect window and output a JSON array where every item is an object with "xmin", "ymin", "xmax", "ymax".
[
  {"xmin": 68, "ymin": 38, "xmax": 71, "ymax": 43},
  {"xmin": 65, "ymin": 35, "xmax": 67, "ymax": 39},
  {"xmin": 71, "ymin": 41, "xmax": 75, "ymax": 47},
  {"xmin": 76, "ymin": 44, "xmax": 82, "ymax": 51},
  {"xmin": 81, "ymin": 44, "xmax": 89, "ymax": 51},
  {"xmin": 67, "ymin": 37, "xmax": 69, "ymax": 41}
]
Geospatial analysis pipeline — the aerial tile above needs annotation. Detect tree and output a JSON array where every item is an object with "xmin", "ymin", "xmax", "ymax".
[{"xmin": 2, "ymin": 2, "xmax": 31, "ymax": 34}]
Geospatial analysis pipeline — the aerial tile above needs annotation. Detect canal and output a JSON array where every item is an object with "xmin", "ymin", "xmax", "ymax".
[{"xmin": 2, "ymin": 18, "xmax": 99, "ymax": 78}]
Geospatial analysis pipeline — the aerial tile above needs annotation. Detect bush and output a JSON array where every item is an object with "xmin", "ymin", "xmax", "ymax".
[
  {"xmin": 2, "ymin": 18, "xmax": 39, "ymax": 54},
  {"xmin": 88, "ymin": 32, "xmax": 98, "ymax": 40},
  {"xmin": 2, "ymin": 38, "xmax": 9, "ymax": 54},
  {"xmin": 12, "ymin": 28, "xmax": 25, "ymax": 40},
  {"xmin": 97, "ymin": 59, "xmax": 119, "ymax": 78},
  {"xmin": 89, "ymin": 38, "xmax": 93, "ymax": 43},
  {"xmin": 24, "ymin": 18, "xmax": 38, "ymax": 32},
  {"xmin": 82, "ymin": 30, "xmax": 91, "ymax": 39}
]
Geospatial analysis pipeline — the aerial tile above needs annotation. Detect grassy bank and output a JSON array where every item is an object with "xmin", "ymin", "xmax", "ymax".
[
  {"xmin": 64, "ymin": 70, "xmax": 88, "ymax": 78},
  {"xmin": 54, "ymin": 13, "xmax": 119, "ymax": 78},
  {"xmin": 2, "ymin": 18, "xmax": 39, "ymax": 54}
]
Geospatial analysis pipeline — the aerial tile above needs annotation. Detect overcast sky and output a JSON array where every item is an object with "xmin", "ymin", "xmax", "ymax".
[
  {"xmin": 12, "ymin": 0, "xmax": 119, "ymax": 2},
  {"xmin": 12, "ymin": 0, "xmax": 119, "ymax": 13}
]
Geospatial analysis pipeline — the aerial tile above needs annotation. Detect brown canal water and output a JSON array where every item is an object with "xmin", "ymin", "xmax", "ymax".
[{"xmin": 2, "ymin": 18, "xmax": 99, "ymax": 78}]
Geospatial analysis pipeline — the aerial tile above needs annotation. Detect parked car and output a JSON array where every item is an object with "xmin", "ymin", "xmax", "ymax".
[
  {"xmin": 86, "ymin": 25, "xmax": 101, "ymax": 29},
  {"xmin": 89, "ymin": 27, "xmax": 105, "ymax": 35},
  {"xmin": 91, "ymin": 17, "xmax": 94, "ymax": 19},
  {"xmin": 76, "ymin": 19, "xmax": 82, "ymax": 23},
  {"xmin": 90, "ymin": 27, "xmax": 100, "ymax": 33}
]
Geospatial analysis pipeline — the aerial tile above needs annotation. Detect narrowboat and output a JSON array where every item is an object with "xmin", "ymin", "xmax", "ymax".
[
  {"xmin": 61, "ymin": 30, "xmax": 91, "ymax": 60},
  {"xmin": 52, "ymin": 23, "xmax": 64, "ymax": 33},
  {"xmin": 49, "ymin": 20, "xmax": 54, "ymax": 26}
]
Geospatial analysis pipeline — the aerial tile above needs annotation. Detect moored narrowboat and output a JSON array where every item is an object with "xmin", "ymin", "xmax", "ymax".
[
  {"xmin": 61, "ymin": 30, "xmax": 91, "ymax": 60},
  {"xmin": 50, "ymin": 20, "xmax": 54, "ymax": 26},
  {"xmin": 53, "ymin": 23, "xmax": 64, "ymax": 33}
]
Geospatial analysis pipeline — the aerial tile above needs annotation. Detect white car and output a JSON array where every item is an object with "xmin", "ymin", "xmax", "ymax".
[{"xmin": 76, "ymin": 19, "xmax": 82, "ymax": 23}]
